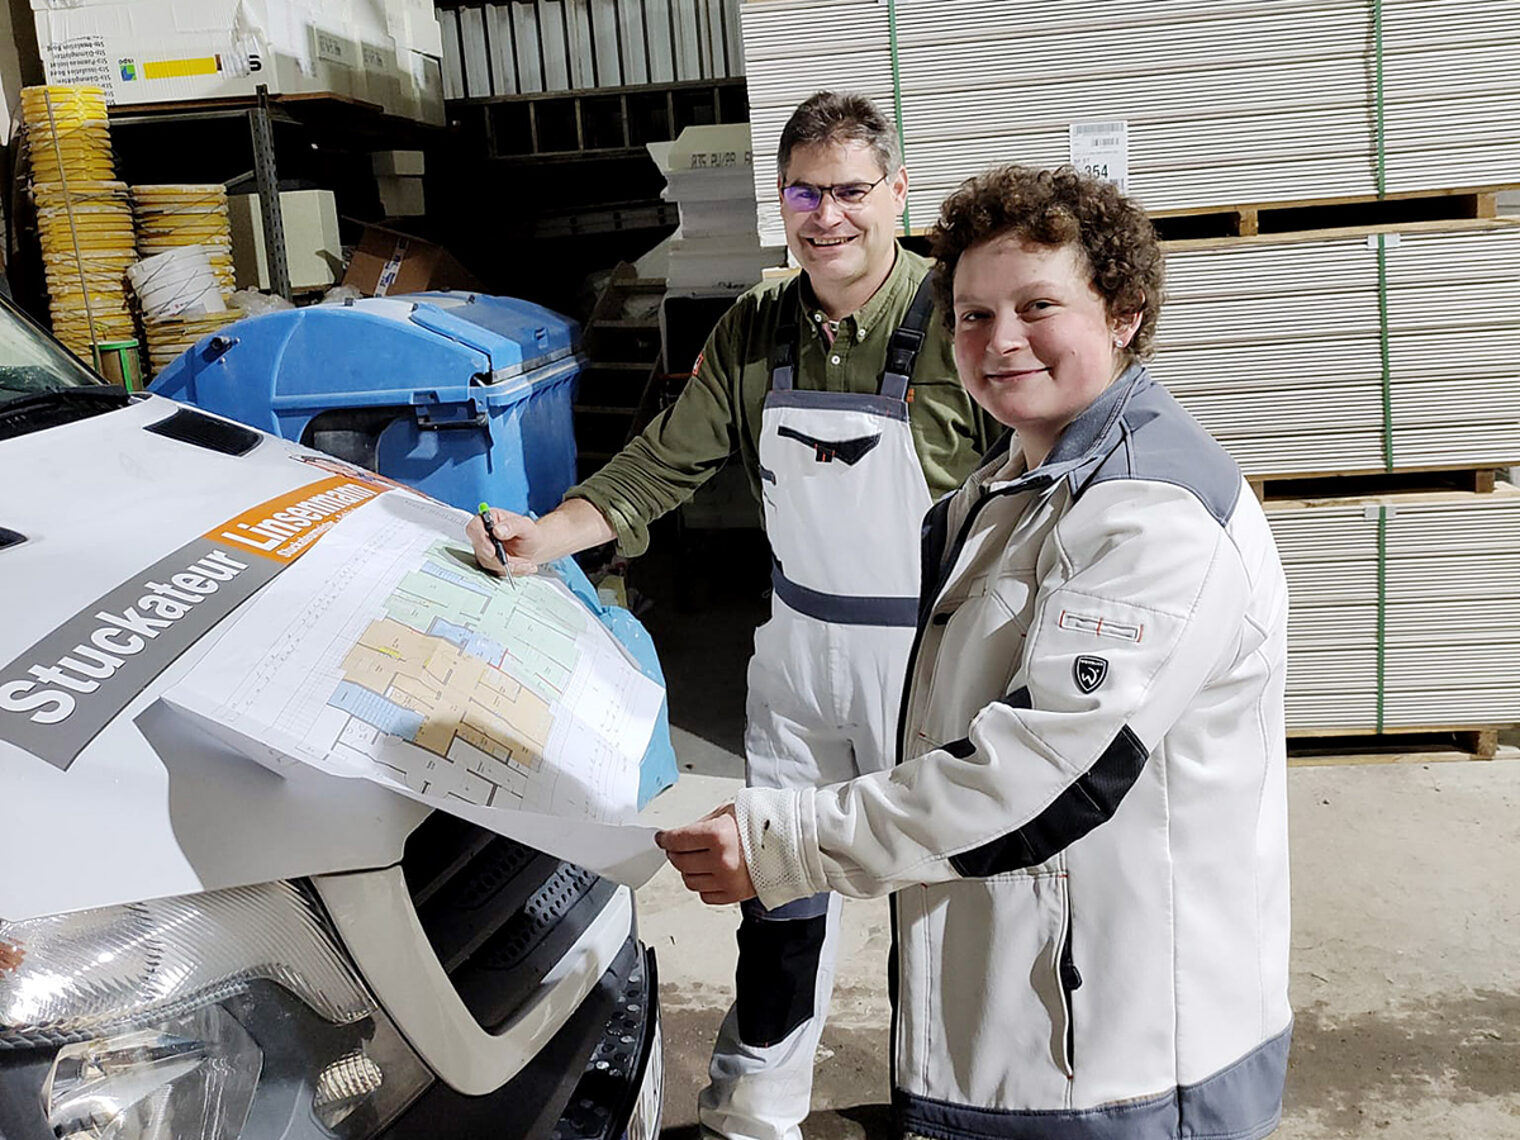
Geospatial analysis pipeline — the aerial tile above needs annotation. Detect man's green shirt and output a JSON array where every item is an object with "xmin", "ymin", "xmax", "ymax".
[{"xmin": 567, "ymin": 246, "xmax": 994, "ymax": 556}]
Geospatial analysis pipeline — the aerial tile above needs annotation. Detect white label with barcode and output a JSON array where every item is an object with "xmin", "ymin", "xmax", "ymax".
[{"xmin": 1068, "ymin": 120, "xmax": 1129, "ymax": 192}]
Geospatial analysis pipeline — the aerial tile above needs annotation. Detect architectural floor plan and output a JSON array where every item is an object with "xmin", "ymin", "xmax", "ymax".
[{"xmin": 165, "ymin": 490, "xmax": 663, "ymax": 830}]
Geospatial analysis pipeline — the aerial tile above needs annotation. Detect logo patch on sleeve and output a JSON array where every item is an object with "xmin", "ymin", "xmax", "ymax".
[
  {"xmin": 1074, "ymin": 655, "xmax": 1108, "ymax": 694},
  {"xmin": 1058, "ymin": 610, "xmax": 1143, "ymax": 642}
]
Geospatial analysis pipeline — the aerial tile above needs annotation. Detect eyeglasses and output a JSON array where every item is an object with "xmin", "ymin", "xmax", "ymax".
[{"xmin": 780, "ymin": 174, "xmax": 889, "ymax": 212}]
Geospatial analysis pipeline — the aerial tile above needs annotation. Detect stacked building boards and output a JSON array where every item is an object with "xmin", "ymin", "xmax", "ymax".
[
  {"xmin": 1157, "ymin": 222, "xmax": 1520, "ymax": 477},
  {"xmin": 1157, "ymin": 220, "xmax": 1520, "ymax": 738},
  {"xmin": 741, "ymin": 0, "xmax": 1520, "ymax": 243},
  {"xmin": 658, "ymin": 124, "xmax": 786, "ymax": 294},
  {"xmin": 740, "ymin": 0, "xmax": 1520, "ymax": 743},
  {"xmin": 1268, "ymin": 486, "xmax": 1520, "ymax": 733}
]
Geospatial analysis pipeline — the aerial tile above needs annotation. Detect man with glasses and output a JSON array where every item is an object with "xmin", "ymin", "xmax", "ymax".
[{"xmin": 468, "ymin": 91, "xmax": 990, "ymax": 1140}]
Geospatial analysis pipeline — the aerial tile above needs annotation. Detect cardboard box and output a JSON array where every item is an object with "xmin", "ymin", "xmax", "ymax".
[
  {"xmin": 372, "ymin": 149, "xmax": 425, "ymax": 176},
  {"xmin": 384, "ymin": 0, "xmax": 443, "ymax": 58},
  {"xmin": 376, "ymin": 175, "xmax": 425, "ymax": 217},
  {"xmin": 342, "ymin": 224, "xmax": 478, "ymax": 297},
  {"xmin": 354, "ymin": 42, "xmax": 399, "ymax": 112},
  {"xmin": 32, "ymin": 0, "xmax": 444, "ymax": 124},
  {"xmin": 401, "ymin": 50, "xmax": 445, "ymax": 126},
  {"xmin": 228, "ymin": 188, "xmax": 343, "ymax": 291},
  {"xmin": 33, "ymin": 0, "xmax": 354, "ymax": 103}
]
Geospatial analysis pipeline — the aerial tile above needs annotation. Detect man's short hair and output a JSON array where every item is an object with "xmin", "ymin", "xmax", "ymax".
[{"xmin": 777, "ymin": 92, "xmax": 903, "ymax": 181}]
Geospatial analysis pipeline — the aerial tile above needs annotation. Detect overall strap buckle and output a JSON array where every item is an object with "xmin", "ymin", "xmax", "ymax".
[{"xmin": 879, "ymin": 274, "xmax": 936, "ymax": 401}]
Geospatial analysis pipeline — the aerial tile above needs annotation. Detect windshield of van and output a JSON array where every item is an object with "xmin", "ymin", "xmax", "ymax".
[
  {"xmin": 0, "ymin": 299, "xmax": 134, "ymax": 441},
  {"xmin": 0, "ymin": 298, "xmax": 106, "ymax": 404}
]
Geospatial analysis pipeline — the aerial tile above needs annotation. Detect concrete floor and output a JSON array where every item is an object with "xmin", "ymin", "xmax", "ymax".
[{"xmin": 627, "ymin": 532, "xmax": 1520, "ymax": 1139}]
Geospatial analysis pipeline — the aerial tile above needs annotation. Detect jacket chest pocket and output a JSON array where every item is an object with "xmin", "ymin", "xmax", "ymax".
[{"xmin": 913, "ymin": 571, "xmax": 1036, "ymax": 752}]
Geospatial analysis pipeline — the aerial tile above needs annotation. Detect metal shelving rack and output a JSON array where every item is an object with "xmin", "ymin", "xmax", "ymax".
[{"xmin": 106, "ymin": 85, "xmax": 444, "ymax": 301}]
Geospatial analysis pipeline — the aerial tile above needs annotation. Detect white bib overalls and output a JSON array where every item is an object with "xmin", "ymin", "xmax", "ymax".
[{"xmin": 701, "ymin": 279, "xmax": 935, "ymax": 1140}]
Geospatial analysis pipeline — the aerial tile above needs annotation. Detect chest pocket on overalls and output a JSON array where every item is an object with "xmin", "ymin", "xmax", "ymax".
[{"xmin": 776, "ymin": 425, "xmax": 883, "ymax": 466}]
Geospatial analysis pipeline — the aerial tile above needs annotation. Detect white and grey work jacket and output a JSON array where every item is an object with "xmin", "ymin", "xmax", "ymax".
[{"xmin": 736, "ymin": 365, "xmax": 1294, "ymax": 1140}]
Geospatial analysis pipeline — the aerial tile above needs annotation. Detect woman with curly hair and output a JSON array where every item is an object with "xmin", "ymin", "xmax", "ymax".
[{"xmin": 659, "ymin": 165, "xmax": 1292, "ymax": 1140}]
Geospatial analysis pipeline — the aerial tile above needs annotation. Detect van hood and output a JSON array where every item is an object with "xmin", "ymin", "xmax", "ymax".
[{"xmin": 0, "ymin": 394, "xmax": 429, "ymax": 921}]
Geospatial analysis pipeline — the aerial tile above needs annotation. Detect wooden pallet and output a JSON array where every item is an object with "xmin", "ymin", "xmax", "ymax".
[
  {"xmin": 1287, "ymin": 727, "xmax": 1509, "ymax": 767},
  {"xmin": 1148, "ymin": 184, "xmax": 1517, "ymax": 243},
  {"xmin": 1247, "ymin": 465, "xmax": 1507, "ymax": 502},
  {"xmin": 900, "ymin": 184, "xmax": 1520, "ymax": 248},
  {"xmin": 1161, "ymin": 214, "xmax": 1520, "ymax": 256}
]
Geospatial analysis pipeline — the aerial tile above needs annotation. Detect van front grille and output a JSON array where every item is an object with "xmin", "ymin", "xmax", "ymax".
[{"xmin": 400, "ymin": 810, "xmax": 616, "ymax": 1031}]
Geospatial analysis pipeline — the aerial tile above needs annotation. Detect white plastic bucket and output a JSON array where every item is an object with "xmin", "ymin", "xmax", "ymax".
[{"xmin": 126, "ymin": 246, "xmax": 226, "ymax": 319}]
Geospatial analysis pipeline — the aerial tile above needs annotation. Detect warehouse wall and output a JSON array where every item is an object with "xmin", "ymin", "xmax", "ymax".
[
  {"xmin": 1, "ymin": 0, "xmax": 44, "ymax": 144},
  {"xmin": 1, "ymin": 3, "xmax": 21, "ymax": 148}
]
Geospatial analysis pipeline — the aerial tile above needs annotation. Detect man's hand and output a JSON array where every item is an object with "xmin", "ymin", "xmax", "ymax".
[
  {"xmin": 466, "ymin": 507, "xmax": 549, "ymax": 576},
  {"xmin": 465, "ymin": 499, "xmax": 616, "ymax": 576},
  {"xmin": 655, "ymin": 803, "xmax": 757, "ymax": 905}
]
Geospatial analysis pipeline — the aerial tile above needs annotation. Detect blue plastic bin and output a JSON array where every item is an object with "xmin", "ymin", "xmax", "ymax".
[{"xmin": 150, "ymin": 291, "xmax": 582, "ymax": 517}]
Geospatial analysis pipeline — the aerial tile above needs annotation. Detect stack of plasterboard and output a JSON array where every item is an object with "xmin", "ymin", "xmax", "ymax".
[
  {"xmin": 1156, "ymin": 222, "xmax": 1520, "ymax": 477},
  {"xmin": 741, "ymin": 0, "xmax": 1520, "ymax": 243},
  {"xmin": 1267, "ymin": 486, "xmax": 1520, "ymax": 733}
]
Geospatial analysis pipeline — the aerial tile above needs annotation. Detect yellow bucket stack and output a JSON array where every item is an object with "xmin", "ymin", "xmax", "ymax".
[
  {"xmin": 129, "ymin": 186, "xmax": 239, "ymax": 376},
  {"xmin": 141, "ymin": 311, "xmax": 238, "ymax": 378},
  {"xmin": 20, "ymin": 86, "xmax": 136, "ymax": 363},
  {"xmin": 131, "ymin": 185, "xmax": 237, "ymax": 297}
]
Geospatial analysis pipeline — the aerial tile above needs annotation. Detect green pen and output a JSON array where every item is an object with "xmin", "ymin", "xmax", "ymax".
[{"xmin": 477, "ymin": 502, "xmax": 518, "ymax": 588}]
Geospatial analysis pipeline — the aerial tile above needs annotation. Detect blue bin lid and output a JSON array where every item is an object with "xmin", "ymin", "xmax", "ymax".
[
  {"xmin": 368, "ymin": 291, "xmax": 580, "ymax": 382},
  {"xmin": 149, "ymin": 291, "xmax": 584, "ymax": 428}
]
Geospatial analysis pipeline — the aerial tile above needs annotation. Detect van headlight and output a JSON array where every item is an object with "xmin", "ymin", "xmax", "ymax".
[{"xmin": 0, "ymin": 880, "xmax": 432, "ymax": 1138}]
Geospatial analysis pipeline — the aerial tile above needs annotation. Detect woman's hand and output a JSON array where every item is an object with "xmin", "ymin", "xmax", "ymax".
[{"xmin": 655, "ymin": 803, "xmax": 757, "ymax": 905}]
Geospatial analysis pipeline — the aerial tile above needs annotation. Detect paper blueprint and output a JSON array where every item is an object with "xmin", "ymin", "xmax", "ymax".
[{"xmin": 164, "ymin": 490, "xmax": 666, "ymax": 880}]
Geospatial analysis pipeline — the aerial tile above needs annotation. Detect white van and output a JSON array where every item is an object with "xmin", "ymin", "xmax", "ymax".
[{"xmin": 0, "ymin": 296, "xmax": 662, "ymax": 1140}]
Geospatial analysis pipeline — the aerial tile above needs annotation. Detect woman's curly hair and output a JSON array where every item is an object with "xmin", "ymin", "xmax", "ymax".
[{"xmin": 929, "ymin": 165, "xmax": 1165, "ymax": 361}]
